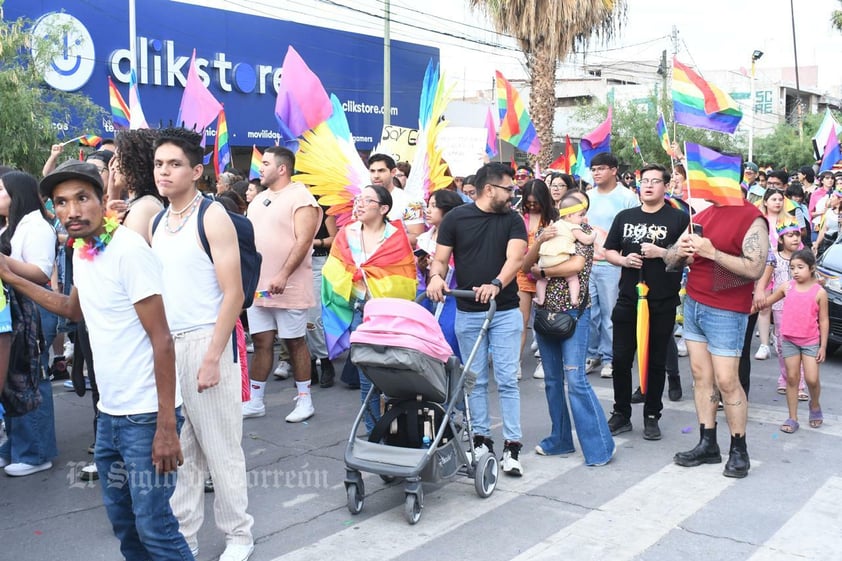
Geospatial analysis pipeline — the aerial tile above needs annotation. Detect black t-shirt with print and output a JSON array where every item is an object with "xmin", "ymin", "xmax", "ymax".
[
  {"xmin": 437, "ymin": 203, "xmax": 527, "ymax": 312},
  {"xmin": 604, "ymin": 204, "xmax": 690, "ymax": 306}
]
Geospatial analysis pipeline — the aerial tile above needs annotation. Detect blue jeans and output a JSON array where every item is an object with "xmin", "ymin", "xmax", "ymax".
[
  {"xmin": 95, "ymin": 408, "xmax": 194, "ymax": 561},
  {"xmin": 0, "ymin": 378, "xmax": 58, "ymax": 465},
  {"xmin": 587, "ymin": 264, "xmax": 620, "ymax": 362},
  {"xmin": 350, "ymin": 308, "xmax": 380, "ymax": 434},
  {"xmin": 536, "ymin": 308, "xmax": 615, "ymax": 465},
  {"xmin": 455, "ymin": 307, "xmax": 522, "ymax": 442}
]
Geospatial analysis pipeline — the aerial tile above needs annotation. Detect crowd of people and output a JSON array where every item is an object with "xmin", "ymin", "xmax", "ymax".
[{"xmin": 0, "ymin": 128, "xmax": 834, "ymax": 560}]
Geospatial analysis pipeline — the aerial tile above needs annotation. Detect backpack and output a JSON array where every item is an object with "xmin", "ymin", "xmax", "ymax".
[
  {"xmin": 153, "ymin": 197, "xmax": 262, "ymax": 309},
  {"xmin": 0, "ymin": 286, "xmax": 45, "ymax": 417}
]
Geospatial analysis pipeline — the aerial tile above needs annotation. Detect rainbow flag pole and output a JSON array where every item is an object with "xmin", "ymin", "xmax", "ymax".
[{"xmin": 60, "ymin": 136, "xmax": 83, "ymax": 146}]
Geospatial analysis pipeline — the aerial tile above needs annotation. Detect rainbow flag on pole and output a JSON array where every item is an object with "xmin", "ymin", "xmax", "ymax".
[
  {"xmin": 214, "ymin": 109, "xmax": 231, "ymax": 177},
  {"xmin": 656, "ymin": 113, "xmax": 674, "ymax": 157},
  {"xmin": 108, "ymin": 77, "xmax": 130, "ymax": 130},
  {"xmin": 684, "ymin": 142, "xmax": 744, "ymax": 206},
  {"xmin": 249, "ymin": 145, "xmax": 262, "ymax": 181},
  {"xmin": 495, "ymin": 71, "xmax": 541, "ymax": 155},
  {"xmin": 78, "ymin": 135, "xmax": 102, "ymax": 147},
  {"xmin": 672, "ymin": 59, "xmax": 742, "ymax": 134},
  {"xmin": 632, "ymin": 136, "xmax": 641, "ymax": 155}
]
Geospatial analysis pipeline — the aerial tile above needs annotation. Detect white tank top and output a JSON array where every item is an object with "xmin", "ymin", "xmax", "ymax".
[{"xmin": 152, "ymin": 203, "xmax": 224, "ymax": 332}]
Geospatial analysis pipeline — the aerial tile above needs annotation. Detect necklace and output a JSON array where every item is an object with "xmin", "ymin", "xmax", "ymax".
[
  {"xmin": 164, "ymin": 193, "xmax": 202, "ymax": 234},
  {"xmin": 70, "ymin": 213, "xmax": 119, "ymax": 261},
  {"xmin": 169, "ymin": 191, "xmax": 201, "ymax": 215}
]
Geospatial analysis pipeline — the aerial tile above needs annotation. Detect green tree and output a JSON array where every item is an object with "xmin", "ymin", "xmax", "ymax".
[
  {"xmin": 833, "ymin": 0, "xmax": 842, "ymax": 32},
  {"xmin": 753, "ymin": 112, "xmax": 834, "ymax": 171},
  {"xmin": 470, "ymin": 0, "xmax": 626, "ymax": 167},
  {"xmin": 0, "ymin": 11, "xmax": 102, "ymax": 174}
]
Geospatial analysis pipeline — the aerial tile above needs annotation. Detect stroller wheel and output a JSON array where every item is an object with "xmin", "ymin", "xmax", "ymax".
[
  {"xmin": 346, "ymin": 482, "xmax": 364, "ymax": 515},
  {"xmin": 474, "ymin": 452, "xmax": 498, "ymax": 498},
  {"xmin": 404, "ymin": 493, "xmax": 422, "ymax": 525}
]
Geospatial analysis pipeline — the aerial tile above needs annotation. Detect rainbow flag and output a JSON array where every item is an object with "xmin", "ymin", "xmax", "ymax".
[
  {"xmin": 665, "ymin": 193, "xmax": 691, "ymax": 214},
  {"xmin": 684, "ymin": 142, "xmax": 743, "ymax": 206},
  {"xmin": 79, "ymin": 135, "xmax": 102, "ymax": 147},
  {"xmin": 672, "ymin": 59, "xmax": 742, "ymax": 134},
  {"xmin": 108, "ymin": 77, "xmax": 130, "ymax": 130},
  {"xmin": 495, "ymin": 71, "xmax": 540, "ymax": 155},
  {"xmin": 129, "ymin": 69, "xmax": 148, "ymax": 130},
  {"xmin": 485, "ymin": 105, "xmax": 497, "ymax": 157},
  {"xmin": 632, "ymin": 136, "xmax": 640, "ymax": 155},
  {"xmin": 656, "ymin": 113, "xmax": 674, "ymax": 157},
  {"xmin": 580, "ymin": 107, "xmax": 612, "ymax": 166},
  {"xmin": 820, "ymin": 128, "xmax": 842, "ymax": 173},
  {"xmin": 249, "ymin": 145, "xmax": 262, "ymax": 181},
  {"xmin": 214, "ymin": 109, "xmax": 231, "ymax": 177},
  {"xmin": 564, "ymin": 134, "xmax": 576, "ymax": 173},
  {"xmin": 275, "ymin": 46, "xmax": 333, "ymax": 143},
  {"xmin": 321, "ymin": 224, "xmax": 417, "ymax": 358}
]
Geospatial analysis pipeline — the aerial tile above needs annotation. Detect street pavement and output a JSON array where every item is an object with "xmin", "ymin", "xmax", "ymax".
[{"xmin": 1, "ymin": 334, "xmax": 841, "ymax": 561}]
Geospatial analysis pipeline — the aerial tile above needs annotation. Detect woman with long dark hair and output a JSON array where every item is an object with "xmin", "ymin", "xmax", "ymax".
[{"xmin": 0, "ymin": 171, "xmax": 58, "ymax": 477}]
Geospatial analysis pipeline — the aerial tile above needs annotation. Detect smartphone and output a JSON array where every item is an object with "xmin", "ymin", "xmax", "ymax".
[
  {"xmin": 691, "ymin": 224, "xmax": 703, "ymax": 236},
  {"xmin": 413, "ymin": 247, "xmax": 429, "ymax": 259}
]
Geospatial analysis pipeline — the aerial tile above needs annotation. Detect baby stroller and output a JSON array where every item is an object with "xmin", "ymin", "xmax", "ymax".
[{"xmin": 344, "ymin": 290, "xmax": 498, "ymax": 524}]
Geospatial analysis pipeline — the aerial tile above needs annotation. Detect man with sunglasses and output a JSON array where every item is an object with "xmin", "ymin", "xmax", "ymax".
[
  {"xmin": 514, "ymin": 165, "xmax": 533, "ymax": 188},
  {"xmin": 427, "ymin": 162, "xmax": 528, "ymax": 476}
]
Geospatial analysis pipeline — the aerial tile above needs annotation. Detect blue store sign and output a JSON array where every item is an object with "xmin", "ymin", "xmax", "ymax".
[{"xmin": 6, "ymin": 0, "xmax": 439, "ymax": 148}]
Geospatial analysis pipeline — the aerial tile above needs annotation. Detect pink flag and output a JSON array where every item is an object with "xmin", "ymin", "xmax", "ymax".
[
  {"xmin": 177, "ymin": 49, "xmax": 222, "ymax": 132},
  {"xmin": 129, "ymin": 69, "xmax": 148, "ymax": 130},
  {"xmin": 485, "ymin": 106, "xmax": 497, "ymax": 157},
  {"xmin": 274, "ymin": 46, "xmax": 332, "ymax": 140}
]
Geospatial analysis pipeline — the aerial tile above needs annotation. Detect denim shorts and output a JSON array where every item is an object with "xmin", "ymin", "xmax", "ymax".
[
  {"xmin": 780, "ymin": 338, "xmax": 820, "ymax": 358},
  {"xmin": 682, "ymin": 295, "xmax": 748, "ymax": 357}
]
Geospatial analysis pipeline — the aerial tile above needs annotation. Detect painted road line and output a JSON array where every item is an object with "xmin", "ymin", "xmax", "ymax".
[
  {"xmin": 747, "ymin": 476, "xmax": 842, "ymax": 561},
  {"xmin": 511, "ymin": 461, "xmax": 741, "ymax": 561}
]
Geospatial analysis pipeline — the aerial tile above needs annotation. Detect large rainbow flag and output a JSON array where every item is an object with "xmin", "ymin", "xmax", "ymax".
[
  {"xmin": 672, "ymin": 59, "xmax": 742, "ymax": 134},
  {"xmin": 321, "ymin": 224, "xmax": 417, "ymax": 358},
  {"xmin": 684, "ymin": 142, "xmax": 743, "ymax": 206},
  {"xmin": 495, "ymin": 71, "xmax": 540, "ymax": 155},
  {"xmin": 108, "ymin": 77, "xmax": 130, "ymax": 130}
]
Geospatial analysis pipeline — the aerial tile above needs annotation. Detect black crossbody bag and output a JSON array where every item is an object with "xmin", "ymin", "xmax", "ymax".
[{"xmin": 533, "ymin": 288, "xmax": 588, "ymax": 341}]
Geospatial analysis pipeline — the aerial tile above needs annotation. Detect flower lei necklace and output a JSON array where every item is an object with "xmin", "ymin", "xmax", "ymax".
[{"xmin": 69, "ymin": 213, "xmax": 120, "ymax": 261}]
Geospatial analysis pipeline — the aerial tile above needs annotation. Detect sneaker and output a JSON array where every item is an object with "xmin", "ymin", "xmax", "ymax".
[
  {"xmin": 643, "ymin": 416, "xmax": 662, "ymax": 440},
  {"xmin": 63, "ymin": 339, "xmax": 74, "ymax": 359},
  {"xmin": 219, "ymin": 543, "xmax": 254, "ymax": 561},
  {"xmin": 501, "ymin": 440, "xmax": 523, "ymax": 476},
  {"xmin": 585, "ymin": 357, "xmax": 602, "ymax": 373},
  {"xmin": 49, "ymin": 358, "xmax": 69, "ymax": 381},
  {"xmin": 607, "ymin": 411, "xmax": 632, "ymax": 435},
  {"xmin": 533, "ymin": 348, "xmax": 541, "ymax": 358},
  {"xmin": 273, "ymin": 360, "xmax": 292, "ymax": 379},
  {"xmin": 242, "ymin": 399, "xmax": 266, "ymax": 418},
  {"xmin": 4, "ymin": 461, "xmax": 53, "ymax": 477},
  {"xmin": 532, "ymin": 361, "xmax": 544, "ymax": 379},
  {"xmin": 630, "ymin": 387, "xmax": 645, "ymax": 404},
  {"xmin": 530, "ymin": 340, "xmax": 538, "ymax": 352},
  {"xmin": 534, "ymin": 444, "xmax": 547, "ymax": 456},
  {"xmin": 600, "ymin": 362, "xmax": 613, "ymax": 378},
  {"xmin": 204, "ymin": 476, "xmax": 214, "ymax": 493},
  {"xmin": 80, "ymin": 463, "xmax": 98, "ymax": 481},
  {"xmin": 754, "ymin": 344, "xmax": 770, "ymax": 360},
  {"xmin": 190, "ymin": 545, "xmax": 200, "ymax": 559},
  {"xmin": 285, "ymin": 393, "xmax": 314, "ymax": 423},
  {"xmin": 473, "ymin": 435, "xmax": 495, "ymax": 457},
  {"xmin": 676, "ymin": 337, "xmax": 688, "ymax": 357}
]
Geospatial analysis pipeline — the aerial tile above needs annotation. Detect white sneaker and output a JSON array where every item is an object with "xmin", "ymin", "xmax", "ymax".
[
  {"xmin": 63, "ymin": 340, "xmax": 74, "ymax": 360},
  {"xmin": 273, "ymin": 361, "xmax": 291, "ymax": 379},
  {"xmin": 219, "ymin": 543, "xmax": 254, "ymax": 561},
  {"xmin": 501, "ymin": 441, "xmax": 523, "ymax": 476},
  {"xmin": 585, "ymin": 357, "xmax": 602, "ymax": 373},
  {"xmin": 532, "ymin": 361, "xmax": 544, "ymax": 379},
  {"xmin": 754, "ymin": 344, "xmax": 770, "ymax": 360},
  {"xmin": 80, "ymin": 463, "xmax": 98, "ymax": 481},
  {"xmin": 4, "ymin": 461, "xmax": 53, "ymax": 477},
  {"xmin": 242, "ymin": 399, "xmax": 266, "ymax": 418},
  {"xmin": 189, "ymin": 544, "xmax": 199, "ymax": 558},
  {"xmin": 676, "ymin": 337, "xmax": 688, "ymax": 357},
  {"xmin": 600, "ymin": 362, "xmax": 613, "ymax": 378},
  {"xmin": 285, "ymin": 393, "xmax": 314, "ymax": 423}
]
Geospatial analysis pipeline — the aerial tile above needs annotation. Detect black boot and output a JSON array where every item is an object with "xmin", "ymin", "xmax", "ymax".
[
  {"xmin": 310, "ymin": 358, "xmax": 320, "ymax": 386},
  {"xmin": 667, "ymin": 375, "xmax": 682, "ymax": 401},
  {"xmin": 723, "ymin": 433, "xmax": 750, "ymax": 478},
  {"xmin": 674, "ymin": 424, "xmax": 721, "ymax": 467},
  {"xmin": 319, "ymin": 358, "xmax": 335, "ymax": 388}
]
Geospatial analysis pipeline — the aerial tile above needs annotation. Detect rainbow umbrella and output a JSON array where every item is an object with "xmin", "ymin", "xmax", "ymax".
[{"xmin": 636, "ymin": 276, "xmax": 650, "ymax": 395}]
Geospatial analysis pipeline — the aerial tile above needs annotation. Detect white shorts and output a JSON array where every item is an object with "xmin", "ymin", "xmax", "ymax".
[{"xmin": 247, "ymin": 306, "xmax": 307, "ymax": 338}]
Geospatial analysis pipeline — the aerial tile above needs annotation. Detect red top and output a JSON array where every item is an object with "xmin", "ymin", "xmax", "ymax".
[{"xmin": 686, "ymin": 200, "xmax": 765, "ymax": 313}]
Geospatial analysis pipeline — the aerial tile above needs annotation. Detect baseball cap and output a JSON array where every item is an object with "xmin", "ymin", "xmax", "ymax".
[
  {"xmin": 40, "ymin": 160, "xmax": 104, "ymax": 199},
  {"xmin": 744, "ymin": 162, "xmax": 759, "ymax": 173}
]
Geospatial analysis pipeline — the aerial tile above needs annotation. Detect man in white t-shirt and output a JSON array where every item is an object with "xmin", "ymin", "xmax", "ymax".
[
  {"xmin": 368, "ymin": 153, "xmax": 425, "ymax": 246},
  {"xmin": 0, "ymin": 160, "xmax": 192, "ymax": 561}
]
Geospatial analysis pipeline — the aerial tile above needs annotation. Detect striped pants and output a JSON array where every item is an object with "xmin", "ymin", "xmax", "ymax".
[{"xmin": 170, "ymin": 328, "xmax": 253, "ymax": 550}]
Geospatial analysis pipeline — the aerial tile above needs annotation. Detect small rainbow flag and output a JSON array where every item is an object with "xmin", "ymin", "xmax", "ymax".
[
  {"xmin": 78, "ymin": 135, "xmax": 102, "ymax": 147},
  {"xmin": 495, "ymin": 71, "xmax": 540, "ymax": 155},
  {"xmin": 656, "ymin": 113, "xmax": 674, "ymax": 157},
  {"xmin": 564, "ymin": 134, "xmax": 576, "ymax": 174},
  {"xmin": 249, "ymin": 145, "xmax": 262, "ymax": 181},
  {"xmin": 685, "ymin": 142, "xmax": 743, "ymax": 206},
  {"xmin": 108, "ymin": 77, "xmax": 130, "ymax": 130},
  {"xmin": 672, "ymin": 59, "xmax": 742, "ymax": 134},
  {"xmin": 214, "ymin": 109, "xmax": 231, "ymax": 177},
  {"xmin": 632, "ymin": 136, "xmax": 641, "ymax": 155}
]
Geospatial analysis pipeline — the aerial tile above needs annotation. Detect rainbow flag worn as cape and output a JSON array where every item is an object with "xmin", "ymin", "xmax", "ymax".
[
  {"xmin": 249, "ymin": 145, "xmax": 262, "ymax": 181},
  {"xmin": 108, "ymin": 77, "xmax": 130, "ymax": 130},
  {"xmin": 321, "ymin": 223, "xmax": 417, "ymax": 359},
  {"xmin": 684, "ymin": 142, "xmax": 743, "ymax": 206},
  {"xmin": 672, "ymin": 59, "xmax": 742, "ymax": 134}
]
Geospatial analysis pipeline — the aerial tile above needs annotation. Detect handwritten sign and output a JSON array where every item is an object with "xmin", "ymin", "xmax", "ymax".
[
  {"xmin": 372, "ymin": 125, "xmax": 419, "ymax": 163},
  {"xmin": 437, "ymin": 127, "xmax": 487, "ymax": 177}
]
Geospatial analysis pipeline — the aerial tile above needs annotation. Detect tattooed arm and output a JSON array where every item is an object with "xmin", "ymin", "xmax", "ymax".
[{"xmin": 689, "ymin": 217, "xmax": 769, "ymax": 280}]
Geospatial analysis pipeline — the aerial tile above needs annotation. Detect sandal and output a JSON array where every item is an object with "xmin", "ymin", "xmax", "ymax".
[
  {"xmin": 776, "ymin": 387, "xmax": 786, "ymax": 395},
  {"xmin": 798, "ymin": 391, "xmax": 809, "ymax": 402},
  {"xmin": 780, "ymin": 418, "xmax": 800, "ymax": 433},
  {"xmin": 809, "ymin": 407, "xmax": 823, "ymax": 429}
]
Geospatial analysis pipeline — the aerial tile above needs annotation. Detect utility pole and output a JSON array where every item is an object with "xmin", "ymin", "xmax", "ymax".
[
  {"xmin": 790, "ymin": 0, "xmax": 803, "ymax": 141},
  {"xmin": 129, "ymin": 0, "xmax": 137, "ymax": 76},
  {"xmin": 748, "ymin": 50, "xmax": 764, "ymax": 163},
  {"xmin": 383, "ymin": 0, "xmax": 392, "ymax": 127}
]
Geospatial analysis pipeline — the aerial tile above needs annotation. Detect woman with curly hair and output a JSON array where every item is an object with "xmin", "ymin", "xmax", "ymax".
[{"xmin": 106, "ymin": 129, "xmax": 165, "ymax": 242}]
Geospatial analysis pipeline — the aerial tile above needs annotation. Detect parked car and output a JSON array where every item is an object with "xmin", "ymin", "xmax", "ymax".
[{"xmin": 816, "ymin": 238, "xmax": 842, "ymax": 356}]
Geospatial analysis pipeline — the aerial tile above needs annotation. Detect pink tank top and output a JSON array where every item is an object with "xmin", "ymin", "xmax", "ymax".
[{"xmin": 780, "ymin": 281, "xmax": 821, "ymax": 345}]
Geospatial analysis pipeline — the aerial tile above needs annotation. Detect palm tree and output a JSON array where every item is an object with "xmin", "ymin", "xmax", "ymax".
[
  {"xmin": 833, "ymin": 1, "xmax": 842, "ymax": 32},
  {"xmin": 470, "ymin": 0, "xmax": 626, "ymax": 166}
]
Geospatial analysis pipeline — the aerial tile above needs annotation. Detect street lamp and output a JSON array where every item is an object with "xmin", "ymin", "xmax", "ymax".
[{"xmin": 748, "ymin": 50, "xmax": 764, "ymax": 163}]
